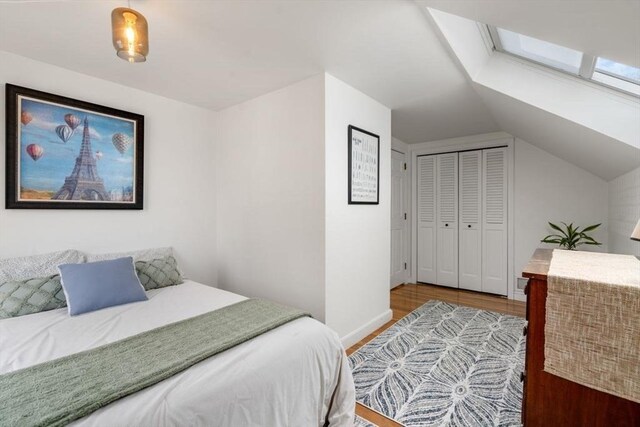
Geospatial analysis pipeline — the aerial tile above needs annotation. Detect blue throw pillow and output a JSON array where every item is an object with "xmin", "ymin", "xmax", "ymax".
[{"xmin": 58, "ymin": 257, "xmax": 148, "ymax": 316}]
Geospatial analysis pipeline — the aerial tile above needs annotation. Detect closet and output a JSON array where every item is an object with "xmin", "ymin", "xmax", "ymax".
[{"xmin": 417, "ymin": 147, "xmax": 507, "ymax": 296}]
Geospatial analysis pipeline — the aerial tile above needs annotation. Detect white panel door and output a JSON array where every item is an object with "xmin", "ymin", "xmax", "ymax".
[
  {"xmin": 482, "ymin": 147, "xmax": 508, "ymax": 295},
  {"xmin": 436, "ymin": 153, "xmax": 458, "ymax": 288},
  {"xmin": 459, "ymin": 151, "xmax": 482, "ymax": 291},
  {"xmin": 390, "ymin": 151, "xmax": 407, "ymax": 288},
  {"xmin": 417, "ymin": 155, "xmax": 437, "ymax": 284}
]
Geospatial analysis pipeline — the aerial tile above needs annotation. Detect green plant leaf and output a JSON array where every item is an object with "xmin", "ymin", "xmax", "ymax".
[
  {"xmin": 543, "ymin": 221, "xmax": 602, "ymax": 250},
  {"xmin": 580, "ymin": 235, "xmax": 602, "ymax": 245},
  {"xmin": 542, "ymin": 234, "xmax": 564, "ymax": 239},
  {"xmin": 549, "ymin": 222, "xmax": 568, "ymax": 238},
  {"xmin": 581, "ymin": 223, "xmax": 602, "ymax": 233},
  {"xmin": 549, "ymin": 222, "xmax": 563, "ymax": 232},
  {"xmin": 541, "ymin": 238, "xmax": 563, "ymax": 244}
]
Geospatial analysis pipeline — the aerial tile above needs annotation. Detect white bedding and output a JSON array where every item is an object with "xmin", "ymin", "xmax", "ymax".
[{"xmin": 0, "ymin": 281, "xmax": 355, "ymax": 426}]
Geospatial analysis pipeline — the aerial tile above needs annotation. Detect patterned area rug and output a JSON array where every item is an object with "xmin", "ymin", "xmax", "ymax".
[
  {"xmin": 354, "ymin": 415, "xmax": 377, "ymax": 427},
  {"xmin": 349, "ymin": 300, "xmax": 526, "ymax": 427}
]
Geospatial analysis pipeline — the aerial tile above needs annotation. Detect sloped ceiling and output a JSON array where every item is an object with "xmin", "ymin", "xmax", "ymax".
[
  {"xmin": 421, "ymin": 0, "xmax": 640, "ymax": 68},
  {"xmin": 0, "ymin": 0, "xmax": 496, "ymax": 143},
  {"xmin": 421, "ymin": 1, "xmax": 640, "ymax": 181},
  {"xmin": 475, "ymin": 85, "xmax": 640, "ymax": 181}
]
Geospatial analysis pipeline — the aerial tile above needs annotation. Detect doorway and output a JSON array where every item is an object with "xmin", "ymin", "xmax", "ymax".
[{"xmin": 390, "ymin": 149, "xmax": 408, "ymax": 288}]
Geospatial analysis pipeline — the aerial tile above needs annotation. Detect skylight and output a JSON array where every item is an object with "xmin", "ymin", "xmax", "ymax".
[
  {"xmin": 495, "ymin": 28, "xmax": 583, "ymax": 74},
  {"xmin": 488, "ymin": 26, "xmax": 640, "ymax": 97}
]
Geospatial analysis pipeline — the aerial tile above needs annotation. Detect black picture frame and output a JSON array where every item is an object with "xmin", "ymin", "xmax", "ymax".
[
  {"xmin": 5, "ymin": 84, "xmax": 144, "ymax": 209},
  {"xmin": 348, "ymin": 124, "xmax": 380, "ymax": 205}
]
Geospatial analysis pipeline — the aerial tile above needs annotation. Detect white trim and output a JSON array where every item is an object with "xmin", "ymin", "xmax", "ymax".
[
  {"xmin": 494, "ymin": 51, "xmax": 640, "ymax": 106},
  {"xmin": 487, "ymin": 25, "xmax": 640, "ymax": 100},
  {"xmin": 340, "ymin": 309, "xmax": 393, "ymax": 349},
  {"xmin": 408, "ymin": 133, "xmax": 516, "ymax": 300},
  {"xmin": 579, "ymin": 54, "xmax": 597, "ymax": 79},
  {"xmin": 391, "ymin": 136, "xmax": 409, "ymax": 155},
  {"xmin": 409, "ymin": 132, "xmax": 512, "ymax": 152}
]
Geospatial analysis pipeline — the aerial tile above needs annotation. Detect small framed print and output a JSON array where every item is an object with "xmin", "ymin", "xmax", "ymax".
[
  {"xmin": 348, "ymin": 125, "xmax": 379, "ymax": 205},
  {"xmin": 5, "ymin": 84, "xmax": 144, "ymax": 209}
]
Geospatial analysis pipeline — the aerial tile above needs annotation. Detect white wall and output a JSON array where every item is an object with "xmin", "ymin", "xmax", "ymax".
[
  {"xmin": 215, "ymin": 75, "xmax": 326, "ymax": 320},
  {"xmin": 608, "ymin": 166, "xmax": 640, "ymax": 256},
  {"xmin": 216, "ymin": 73, "xmax": 392, "ymax": 341},
  {"xmin": 324, "ymin": 74, "xmax": 391, "ymax": 341},
  {"xmin": 0, "ymin": 52, "xmax": 218, "ymax": 284},
  {"xmin": 514, "ymin": 138, "xmax": 609, "ymax": 277},
  {"xmin": 216, "ymin": 73, "xmax": 393, "ymax": 340}
]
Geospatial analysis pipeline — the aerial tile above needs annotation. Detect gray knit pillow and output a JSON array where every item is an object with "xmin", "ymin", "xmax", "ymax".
[
  {"xmin": 135, "ymin": 256, "xmax": 183, "ymax": 291},
  {"xmin": 0, "ymin": 275, "xmax": 67, "ymax": 318}
]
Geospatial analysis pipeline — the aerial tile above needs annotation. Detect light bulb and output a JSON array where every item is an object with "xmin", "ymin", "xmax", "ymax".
[{"xmin": 112, "ymin": 7, "xmax": 148, "ymax": 63}]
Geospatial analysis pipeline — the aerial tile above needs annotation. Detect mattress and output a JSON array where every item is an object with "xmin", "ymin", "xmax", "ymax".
[{"xmin": 0, "ymin": 281, "xmax": 355, "ymax": 426}]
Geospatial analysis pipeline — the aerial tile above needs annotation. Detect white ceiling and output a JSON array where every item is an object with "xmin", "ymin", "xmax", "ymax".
[
  {"xmin": 1, "ymin": 0, "xmax": 638, "ymax": 173},
  {"xmin": 422, "ymin": 0, "xmax": 640, "ymax": 68},
  {"xmin": 475, "ymin": 84, "xmax": 640, "ymax": 181},
  {"xmin": 0, "ymin": 0, "xmax": 497, "ymax": 143}
]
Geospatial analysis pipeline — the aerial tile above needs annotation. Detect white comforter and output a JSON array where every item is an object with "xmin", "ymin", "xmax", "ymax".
[{"xmin": 0, "ymin": 281, "xmax": 355, "ymax": 426}]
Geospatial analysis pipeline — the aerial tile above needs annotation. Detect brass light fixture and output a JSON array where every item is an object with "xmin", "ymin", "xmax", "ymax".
[{"xmin": 111, "ymin": 6, "xmax": 148, "ymax": 63}]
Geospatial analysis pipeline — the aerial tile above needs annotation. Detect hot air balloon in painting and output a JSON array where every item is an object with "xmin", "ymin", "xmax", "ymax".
[
  {"xmin": 64, "ymin": 114, "xmax": 81, "ymax": 130},
  {"xmin": 26, "ymin": 144, "xmax": 44, "ymax": 161},
  {"xmin": 112, "ymin": 132, "xmax": 132, "ymax": 155},
  {"xmin": 95, "ymin": 151, "xmax": 103, "ymax": 161},
  {"xmin": 55, "ymin": 125, "xmax": 74, "ymax": 143},
  {"xmin": 21, "ymin": 111, "xmax": 33, "ymax": 126}
]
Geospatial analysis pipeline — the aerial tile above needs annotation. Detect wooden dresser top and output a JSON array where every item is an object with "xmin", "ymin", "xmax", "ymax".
[{"xmin": 522, "ymin": 248, "xmax": 552, "ymax": 280}]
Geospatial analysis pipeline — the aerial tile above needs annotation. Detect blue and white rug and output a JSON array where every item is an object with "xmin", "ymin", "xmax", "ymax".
[{"xmin": 349, "ymin": 300, "xmax": 526, "ymax": 427}]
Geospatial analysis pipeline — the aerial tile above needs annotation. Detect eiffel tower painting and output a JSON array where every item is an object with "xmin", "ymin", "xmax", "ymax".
[
  {"xmin": 7, "ymin": 85, "xmax": 143, "ymax": 209},
  {"xmin": 53, "ymin": 117, "xmax": 110, "ymax": 201}
]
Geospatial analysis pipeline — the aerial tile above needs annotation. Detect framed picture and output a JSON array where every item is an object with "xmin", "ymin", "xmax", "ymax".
[
  {"xmin": 5, "ymin": 84, "xmax": 144, "ymax": 209},
  {"xmin": 348, "ymin": 125, "xmax": 379, "ymax": 204}
]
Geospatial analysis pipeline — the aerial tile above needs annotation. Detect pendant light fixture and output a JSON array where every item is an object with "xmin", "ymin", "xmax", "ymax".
[{"xmin": 111, "ymin": 2, "xmax": 148, "ymax": 63}]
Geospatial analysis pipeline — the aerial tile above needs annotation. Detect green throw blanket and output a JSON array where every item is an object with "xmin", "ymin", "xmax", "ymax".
[{"xmin": 0, "ymin": 299, "xmax": 309, "ymax": 427}]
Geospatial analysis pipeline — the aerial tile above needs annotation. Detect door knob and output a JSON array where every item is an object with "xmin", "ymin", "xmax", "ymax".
[
  {"xmin": 467, "ymin": 224, "xmax": 471, "ymax": 228},
  {"xmin": 445, "ymin": 223, "xmax": 449, "ymax": 227}
]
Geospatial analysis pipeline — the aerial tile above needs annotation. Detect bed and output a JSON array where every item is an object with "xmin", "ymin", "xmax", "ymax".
[{"xmin": 0, "ymin": 280, "xmax": 355, "ymax": 426}]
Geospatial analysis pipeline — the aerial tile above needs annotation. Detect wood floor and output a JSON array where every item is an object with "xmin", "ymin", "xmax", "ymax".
[{"xmin": 348, "ymin": 283, "xmax": 526, "ymax": 427}]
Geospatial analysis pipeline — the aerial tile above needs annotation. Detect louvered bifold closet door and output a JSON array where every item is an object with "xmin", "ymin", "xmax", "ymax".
[
  {"xmin": 458, "ymin": 151, "xmax": 482, "ymax": 291},
  {"xmin": 417, "ymin": 156, "xmax": 437, "ymax": 283},
  {"xmin": 482, "ymin": 147, "xmax": 508, "ymax": 295},
  {"xmin": 436, "ymin": 153, "xmax": 458, "ymax": 288}
]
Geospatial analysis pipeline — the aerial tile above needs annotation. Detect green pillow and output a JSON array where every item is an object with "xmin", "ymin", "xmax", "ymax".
[
  {"xmin": 135, "ymin": 256, "xmax": 183, "ymax": 291},
  {"xmin": 0, "ymin": 275, "xmax": 67, "ymax": 319}
]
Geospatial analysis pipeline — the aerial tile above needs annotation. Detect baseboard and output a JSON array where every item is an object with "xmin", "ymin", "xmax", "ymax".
[
  {"xmin": 341, "ymin": 309, "xmax": 393, "ymax": 349},
  {"xmin": 513, "ymin": 292, "xmax": 527, "ymax": 302}
]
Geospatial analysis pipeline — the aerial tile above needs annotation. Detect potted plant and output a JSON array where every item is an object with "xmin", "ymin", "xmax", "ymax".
[{"xmin": 541, "ymin": 222, "xmax": 602, "ymax": 250}]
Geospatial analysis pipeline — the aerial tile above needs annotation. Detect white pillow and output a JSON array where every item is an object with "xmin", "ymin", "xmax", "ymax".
[
  {"xmin": 0, "ymin": 250, "xmax": 85, "ymax": 282},
  {"xmin": 85, "ymin": 247, "xmax": 174, "ymax": 263}
]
